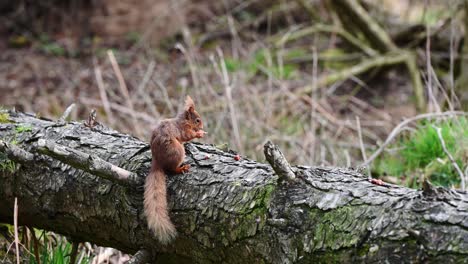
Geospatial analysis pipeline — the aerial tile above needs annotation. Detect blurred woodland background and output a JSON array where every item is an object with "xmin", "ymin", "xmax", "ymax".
[
  {"xmin": 0, "ymin": 0, "xmax": 467, "ymax": 262},
  {"xmin": 1, "ymin": 0, "xmax": 467, "ymax": 187}
]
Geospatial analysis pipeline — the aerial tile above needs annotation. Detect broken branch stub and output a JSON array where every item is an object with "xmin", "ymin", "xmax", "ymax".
[{"xmin": 264, "ymin": 140, "xmax": 296, "ymax": 181}]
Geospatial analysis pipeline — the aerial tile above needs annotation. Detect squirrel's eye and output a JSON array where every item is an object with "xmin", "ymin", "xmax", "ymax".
[{"xmin": 196, "ymin": 118, "xmax": 201, "ymax": 123}]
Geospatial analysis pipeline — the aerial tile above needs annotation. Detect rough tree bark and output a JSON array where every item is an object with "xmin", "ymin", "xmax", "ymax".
[{"xmin": 0, "ymin": 110, "xmax": 467, "ymax": 263}]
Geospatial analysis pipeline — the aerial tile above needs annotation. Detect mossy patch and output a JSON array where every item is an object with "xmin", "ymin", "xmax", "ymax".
[
  {"xmin": 15, "ymin": 124, "xmax": 33, "ymax": 133},
  {"xmin": 308, "ymin": 206, "xmax": 365, "ymax": 251},
  {"xmin": 0, "ymin": 112, "xmax": 11, "ymax": 123},
  {"xmin": 225, "ymin": 184, "xmax": 276, "ymax": 243},
  {"xmin": 0, "ymin": 153, "xmax": 16, "ymax": 173}
]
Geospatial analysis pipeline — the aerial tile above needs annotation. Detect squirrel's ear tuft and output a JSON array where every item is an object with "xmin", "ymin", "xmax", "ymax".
[{"xmin": 185, "ymin": 95, "xmax": 195, "ymax": 112}]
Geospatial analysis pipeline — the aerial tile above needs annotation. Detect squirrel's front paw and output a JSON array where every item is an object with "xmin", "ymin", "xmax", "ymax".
[{"xmin": 196, "ymin": 130, "xmax": 206, "ymax": 138}]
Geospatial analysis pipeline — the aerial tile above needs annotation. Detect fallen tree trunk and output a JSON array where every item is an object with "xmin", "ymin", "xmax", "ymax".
[{"xmin": 0, "ymin": 110, "xmax": 467, "ymax": 263}]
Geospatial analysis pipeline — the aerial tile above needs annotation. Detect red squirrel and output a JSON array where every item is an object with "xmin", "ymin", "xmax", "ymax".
[{"xmin": 144, "ymin": 96, "xmax": 206, "ymax": 244}]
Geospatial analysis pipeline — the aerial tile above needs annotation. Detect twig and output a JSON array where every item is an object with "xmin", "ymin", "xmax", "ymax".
[
  {"xmin": 465, "ymin": 166, "xmax": 468, "ymax": 187},
  {"xmin": 69, "ymin": 242, "xmax": 79, "ymax": 264},
  {"xmin": 356, "ymin": 116, "xmax": 371, "ymax": 178},
  {"xmin": 425, "ymin": 23, "xmax": 441, "ymax": 113},
  {"xmin": 21, "ymin": 227, "xmax": 27, "ymax": 253},
  {"xmin": 59, "ymin": 103, "xmax": 76, "ymax": 122},
  {"xmin": 272, "ymin": 83, "xmax": 383, "ymax": 143},
  {"xmin": 349, "ymin": 96, "xmax": 392, "ymax": 122},
  {"xmin": 35, "ymin": 139, "xmax": 143, "ymax": 187},
  {"xmin": 216, "ymin": 48, "xmax": 243, "ymax": 153},
  {"xmin": 298, "ymin": 52, "xmax": 408, "ymax": 94},
  {"xmin": 405, "ymin": 52, "xmax": 426, "ymax": 111},
  {"xmin": 135, "ymin": 61, "xmax": 155, "ymax": 99},
  {"xmin": 309, "ymin": 47, "xmax": 318, "ymax": 164},
  {"xmin": 29, "ymin": 227, "xmax": 41, "ymax": 264},
  {"xmin": 344, "ymin": 149, "xmax": 351, "ymax": 167},
  {"xmin": 153, "ymin": 79, "xmax": 176, "ymax": 116},
  {"xmin": 14, "ymin": 198, "xmax": 19, "ymax": 264},
  {"xmin": 3, "ymin": 234, "xmax": 32, "ymax": 262},
  {"xmin": 127, "ymin": 249, "xmax": 152, "ymax": 264},
  {"xmin": 295, "ymin": 0, "xmax": 320, "ymax": 22},
  {"xmin": 428, "ymin": 65, "xmax": 455, "ymax": 111},
  {"xmin": 328, "ymin": 0, "xmax": 426, "ymax": 111},
  {"xmin": 79, "ymin": 97, "xmax": 157, "ymax": 124},
  {"xmin": 77, "ymin": 250, "xmax": 85, "ymax": 264},
  {"xmin": 107, "ymin": 50, "xmax": 143, "ymax": 137},
  {"xmin": 227, "ymin": 15, "xmax": 241, "ymax": 59},
  {"xmin": 433, "ymin": 125, "xmax": 465, "ymax": 191},
  {"xmin": 449, "ymin": 16, "xmax": 456, "ymax": 110},
  {"xmin": 197, "ymin": 1, "xmax": 297, "ymax": 46},
  {"xmin": 134, "ymin": 61, "xmax": 160, "ymax": 119},
  {"xmin": 96, "ymin": 246, "xmax": 103, "ymax": 264},
  {"xmin": 422, "ymin": 179, "xmax": 437, "ymax": 196},
  {"xmin": 330, "ymin": 0, "xmax": 397, "ymax": 52},
  {"xmin": 361, "ymin": 111, "xmax": 468, "ymax": 167},
  {"xmin": 94, "ymin": 65, "xmax": 115, "ymax": 125},
  {"xmin": 175, "ymin": 42, "xmax": 200, "ymax": 89},
  {"xmin": 394, "ymin": 5, "xmax": 460, "ymax": 49},
  {"xmin": 3, "ymin": 242, "xmax": 14, "ymax": 263},
  {"xmin": 84, "ymin": 109, "xmax": 98, "ymax": 128},
  {"xmin": 273, "ymin": 24, "xmax": 377, "ymax": 56}
]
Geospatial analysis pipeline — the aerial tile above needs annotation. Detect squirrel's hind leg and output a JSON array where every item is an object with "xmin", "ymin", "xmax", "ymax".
[{"xmin": 160, "ymin": 138, "xmax": 186, "ymax": 173}]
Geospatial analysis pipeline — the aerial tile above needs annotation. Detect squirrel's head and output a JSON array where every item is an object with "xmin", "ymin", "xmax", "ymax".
[{"xmin": 180, "ymin": 95, "xmax": 203, "ymax": 131}]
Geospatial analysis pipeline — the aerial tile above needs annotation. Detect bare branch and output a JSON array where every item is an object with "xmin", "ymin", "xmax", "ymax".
[
  {"xmin": 14, "ymin": 198, "xmax": 19, "ymax": 264},
  {"xmin": 355, "ymin": 116, "xmax": 371, "ymax": 178},
  {"xmin": 35, "ymin": 139, "xmax": 142, "ymax": 187},
  {"xmin": 433, "ymin": 125, "xmax": 465, "ymax": 190},
  {"xmin": 298, "ymin": 52, "xmax": 408, "ymax": 94},
  {"xmin": 94, "ymin": 65, "xmax": 115, "ymax": 126},
  {"xmin": 330, "ymin": 0, "xmax": 397, "ymax": 52},
  {"xmin": 126, "ymin": 249, "xmax": 151, "ymax": 264},
  {"xmin": 107, "ymin": 50, "xmax": 143, "ymax": 137}
]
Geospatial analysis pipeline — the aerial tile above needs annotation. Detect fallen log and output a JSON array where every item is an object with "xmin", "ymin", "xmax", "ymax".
[{"xmin": 0, "ymin": 110, "xmax": 467, "ymax": 263}]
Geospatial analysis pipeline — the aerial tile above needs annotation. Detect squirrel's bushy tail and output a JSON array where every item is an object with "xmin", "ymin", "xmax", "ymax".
[{"xmin": 144, "ymin": 167, "xmax": 176, "ymax": 244}]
